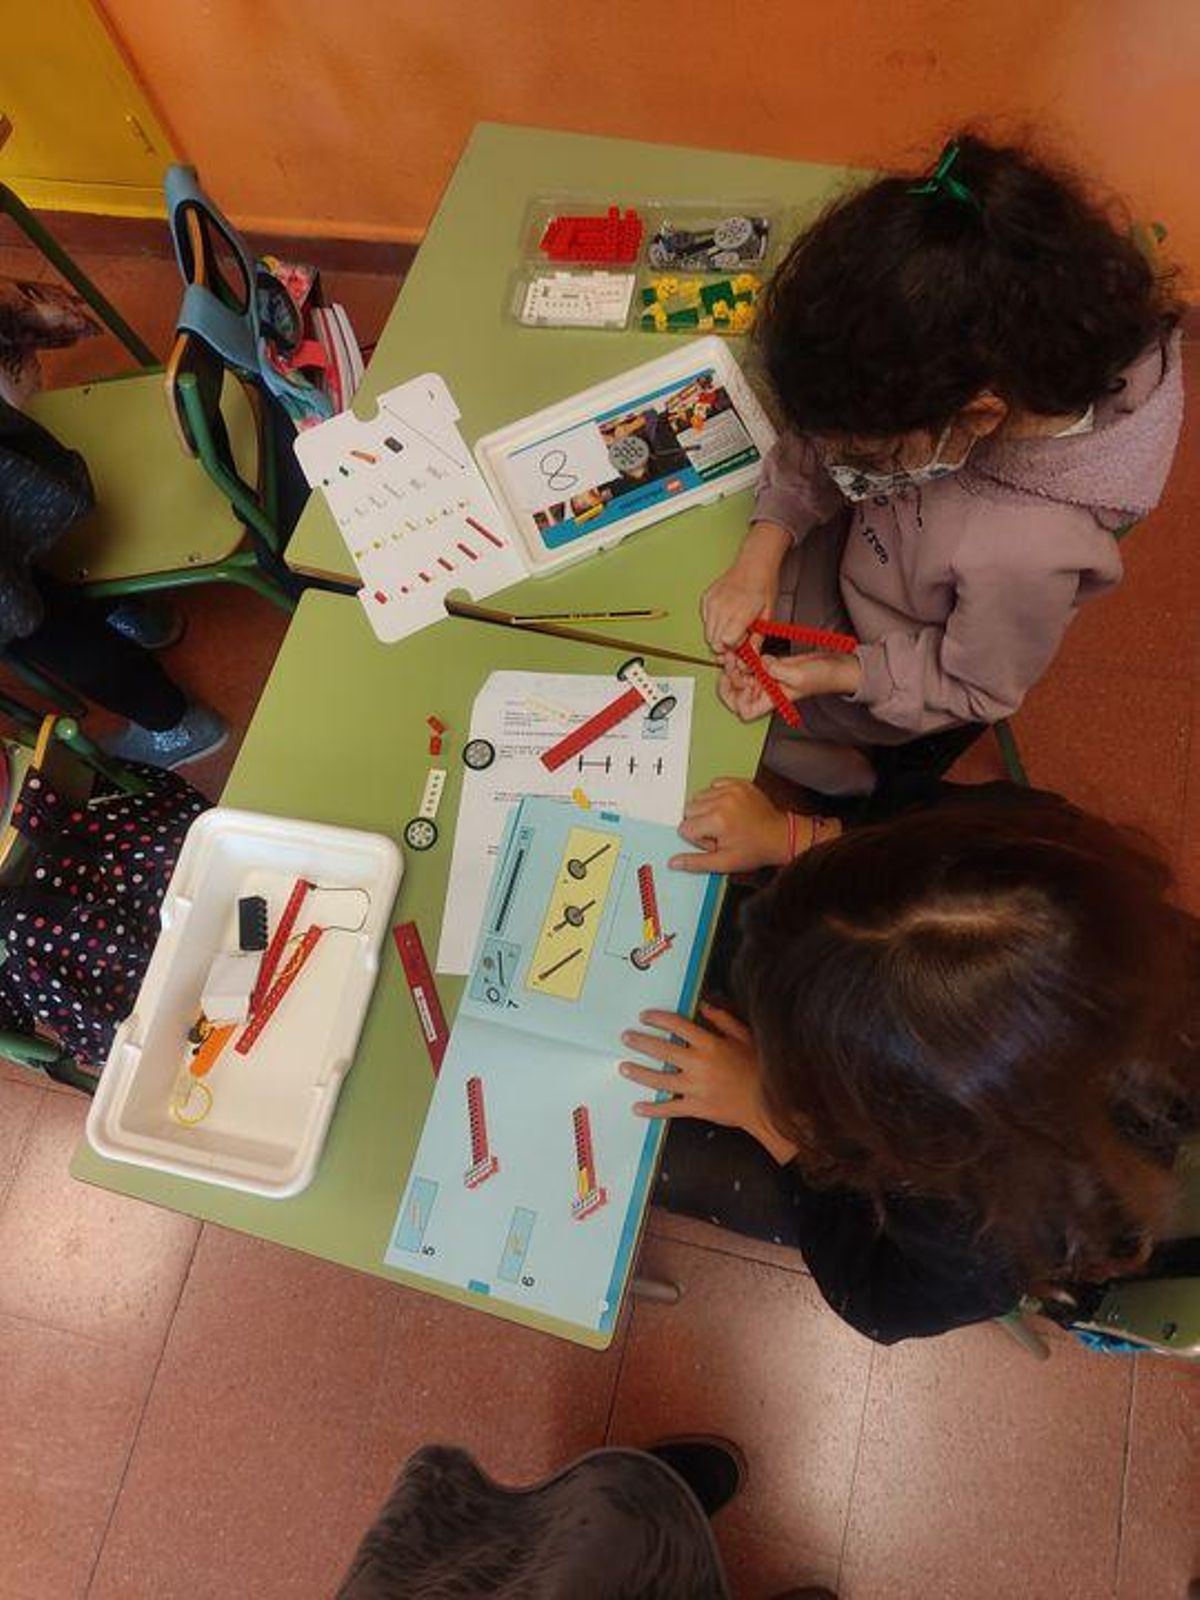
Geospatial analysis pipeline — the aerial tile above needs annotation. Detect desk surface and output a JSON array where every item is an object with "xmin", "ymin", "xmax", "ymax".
[
  {"xmin": 72, "ymin": 123, "xmax": 855, "ymax": 1343},
  {"xmin": 287, "ymin": 120, "xmax": 856, "ymax": 583}
]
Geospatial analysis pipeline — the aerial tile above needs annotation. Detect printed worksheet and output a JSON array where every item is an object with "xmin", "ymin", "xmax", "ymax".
[
  {"xmin": 436, "ymin": 671, "xmax": 694, "ymax": 974},
  {"xmin": 387, "ymin": 797, "xmax": 719, "ymax": 1342}
]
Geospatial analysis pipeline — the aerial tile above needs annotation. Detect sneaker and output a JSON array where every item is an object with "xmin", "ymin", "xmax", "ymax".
[
  {"xmin": 101, "ymin": 703, "xmax": 228, "ymax": 770},
  {"xmin": 105, "ymin": 597, "xmax": 185, "ymax": 651},
  {"xmin": 647, "ymin": 1437, "xmax": 746, "ymax": 1517}
]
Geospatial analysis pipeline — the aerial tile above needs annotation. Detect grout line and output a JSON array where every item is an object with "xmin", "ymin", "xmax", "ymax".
[
  {"xmin": 82, "ymin": 1219, "xmax": 206, "ymax": 1598},
  {"xmin": 601, "ymin": 1287, "xmax": 639, "ymax": 1445},
  {"xmin": 834, "ymin": 1341, "xmax": 878, "ymax": 1593},
  {"xmin": 1110, "ymin": 1357, "xmax": 1139, "ymax": 1600},
  {"xmin": 0, "ymin": 1075, "xmax": 51, "ymax": 1213}
]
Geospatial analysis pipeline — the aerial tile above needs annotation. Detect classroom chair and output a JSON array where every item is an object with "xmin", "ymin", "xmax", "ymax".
[
  {"xmin": 4, "ymin": 170, "xmax": 343, "ymax": 635},
  {"xmin": 998, "ymin": 1137, "xmax": 1200, "ymax": 1361}
]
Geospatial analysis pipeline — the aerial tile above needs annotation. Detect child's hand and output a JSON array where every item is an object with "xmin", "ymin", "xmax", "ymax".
[
  {"xmin": 701, "ymin": 521, "xmax": 792, "ymax": 651},
  {"xmin": 717, "ymin": 650, "xmax": 862, "ymax": 721},
  {"xmin": 669, "ymin": 778, "xmax": 790, "ymax": 874},
  {"xmin": 619, "ymin": 1003, "xmax": 797, "ymax": 1163}
]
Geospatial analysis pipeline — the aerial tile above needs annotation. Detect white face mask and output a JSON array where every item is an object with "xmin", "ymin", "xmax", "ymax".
[{"xmin": 825, "ymin": 422, "xmax": 971, "ymax": 502}]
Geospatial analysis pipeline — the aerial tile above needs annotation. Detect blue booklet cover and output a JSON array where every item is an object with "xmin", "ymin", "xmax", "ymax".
[{"xmin": 385, "ymin": 795, "xmax": 719, "ymax": 1344}]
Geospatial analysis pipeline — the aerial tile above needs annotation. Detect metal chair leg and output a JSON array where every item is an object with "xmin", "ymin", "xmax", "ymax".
[
  {"xmin": 993, "ymin": 718, "xmax": 1030, "ymax": 787},
  {"xmin": 995, "ymin": 1306, "xmax": 1051, "ymax": 1360},
  {"xmin": 0, "ymin": 183, "xmax": 158, "ymax": 367},
  {"xmin": 630, "ymin": 1276, "xmax": 682, "ymax": 1305}
]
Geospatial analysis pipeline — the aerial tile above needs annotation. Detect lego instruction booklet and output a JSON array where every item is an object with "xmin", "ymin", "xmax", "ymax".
[{"xmin": 386, "ymin": 795, "xmax": 719, "ymax": 1341}]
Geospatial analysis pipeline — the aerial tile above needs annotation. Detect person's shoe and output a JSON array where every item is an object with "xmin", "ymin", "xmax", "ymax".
[
  {"xmin": 647, "ymin": 1436, "xmax": 746, "ymax": 1517},
  {"xmin": 105, "ymin": 597, "xmax": 185, "ymax": 651},
  {"xmin": 100, "ymin": 703, "xmax": 228, "ymax": 770}
]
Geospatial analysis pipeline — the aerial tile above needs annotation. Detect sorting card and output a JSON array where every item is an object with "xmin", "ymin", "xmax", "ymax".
[{"xmin": 293, "ymin": 374, "xmax": 525, "ymax": 644}]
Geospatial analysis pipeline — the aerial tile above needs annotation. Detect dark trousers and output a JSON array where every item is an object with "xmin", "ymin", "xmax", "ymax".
[{"xmin": 7, "ymin": 576, "xmax": 187, "ymax": 730}]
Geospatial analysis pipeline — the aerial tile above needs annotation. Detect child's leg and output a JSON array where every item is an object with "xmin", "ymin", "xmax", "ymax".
[
  {"xmin": 12, "ymin": 576, "xmax": 187, "ymax": 729},
  {"xmin": 654, "ymin": 1117, "xmax": 807, "ymax": 1248},
  {"xmin": 763, "ymin": 522, "xmax": 876, "ymax": 796}
]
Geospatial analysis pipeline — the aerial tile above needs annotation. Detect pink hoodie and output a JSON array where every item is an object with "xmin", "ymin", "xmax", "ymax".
[{"xmin": 752, "ymin": 332, "xmax": 1184, "ymax": 743}]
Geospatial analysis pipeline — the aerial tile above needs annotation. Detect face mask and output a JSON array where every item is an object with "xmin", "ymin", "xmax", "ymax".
[{"xmin": 826, "ymin": 423, "xmax": 970, "ymax": 502}]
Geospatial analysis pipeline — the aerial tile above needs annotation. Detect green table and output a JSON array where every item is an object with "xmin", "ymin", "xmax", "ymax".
[
  {"xmin": 287, "ymin": 120, "xmax": 856, "ymax": 583},
  {"xmin": 72, "ymin": 124, "xmax": 856, "ymax": 1345}
]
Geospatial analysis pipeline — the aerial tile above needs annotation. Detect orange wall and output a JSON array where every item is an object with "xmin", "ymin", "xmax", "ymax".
[{"xmin": 98, "ymin": 0, "xmax": 1200, "ymax": 280}]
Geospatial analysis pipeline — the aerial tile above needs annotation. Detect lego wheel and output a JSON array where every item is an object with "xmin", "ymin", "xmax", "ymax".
[
  {"xmin": 648, "ymin": 693, "xmax": 677, "ymax": 722},
  {"xmin": 630, "ymin": 946, "xmax": 651, "ymax": 971},
  {"xmin": 462, "ymin": 737, "xmax": 496, "ymax": 771},
  {"xmin": 403, "ymin": 816, "xmax": 439, "ymax": 852},
  {"xmin": 713, "ymin": 215, "xmax": 754, "ymax": 250}
]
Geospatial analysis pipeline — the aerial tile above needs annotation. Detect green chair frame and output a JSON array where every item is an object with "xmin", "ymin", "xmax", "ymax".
[{"xmin": 1, "ymin": 179, "xmax": 301, "ymax": 622}]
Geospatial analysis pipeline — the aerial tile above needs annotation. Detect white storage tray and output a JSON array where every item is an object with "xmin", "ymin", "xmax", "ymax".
[{"xmin": 86, "ymin": 808, "xmax": 402, "ymax": 1198}]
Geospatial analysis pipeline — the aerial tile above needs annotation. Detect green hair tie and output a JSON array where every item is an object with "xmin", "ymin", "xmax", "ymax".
[{"xmin": 909, "ymin": 142, "xmax": 981, "ymax": 212}]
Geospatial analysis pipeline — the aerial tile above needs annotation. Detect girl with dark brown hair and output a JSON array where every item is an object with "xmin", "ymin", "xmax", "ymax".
[{"xmin": 620, "ymin": 782, "xmax": 1199, "ymax": 1342}]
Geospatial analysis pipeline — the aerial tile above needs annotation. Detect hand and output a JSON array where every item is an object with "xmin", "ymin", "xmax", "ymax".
[
  {"xmin": 670, "ymin": 778, "xmax": 789, "ymax": 874},
  {"xmin": 717, "ymin": 649, "xmax": 862, "ymax": 722},
  {"xmin": 619, "ymin": 1003, "xmax": 797, "ymax": 1163},
  {"xmin": 701, "ymin": 521, "xmax": 791, "ymax": 651}
]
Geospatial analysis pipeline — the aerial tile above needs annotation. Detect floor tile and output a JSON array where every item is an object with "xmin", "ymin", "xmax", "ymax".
[
  {"xmin": 1116, "ymin": 1356, "xmax": 1200, "ymax": 1600},
  {"xmin": 0, "ymin": 1312, "xmax": 153, "ymax": 1600},
  {"xmin": 0, "ymin": 1078, "xmax": 41, "ymax": 1192},
  {"xmin": 1053, "ymin": 496, "xmax": 1200, "ymax": 676},
  {"xmin": 347, "ymin": 1282, "xmax": 628, "ymax": 1535},
  {"xmin": 0, "ymin": 1092, "xmax": 198, "ymax": 1348},
  {"xmin": 840, "ymin": 1321, "xmax": 1133, "ymax": 1600},
  {"xmin": 717, "ymin": 1526, "xmax": 841, "ymax": 1600},
  {"xmin": 88, "ymin": 1225, "xmax": 398, "ymax": 1600},
  {"xmin": 995, "ymin": 667, "xmax": 1192, "ymax": 858},
  {"xmin": 608, "ymin": 1237, "xmax": 873, "ymax": 1579}
]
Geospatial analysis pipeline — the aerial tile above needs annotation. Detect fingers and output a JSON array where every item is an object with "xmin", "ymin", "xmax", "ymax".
[
  {"xmin": 638, "ymin": 1008, "xmax": 708, "ymax": 1046},
  {"xmin": 669, "ymin": 847, "xmax": 737, "ymax": 874},
  {"xmin": 619, "ymin": 1060, "xmax": 676, "ymax": 1091},
  {"xmin": 621, "ymin": 1028, "xmax": 685, "ymax": 1066},
  {"xmin": 699, "ymin": 1001, "xmax": 752, "ymax": 1042}
]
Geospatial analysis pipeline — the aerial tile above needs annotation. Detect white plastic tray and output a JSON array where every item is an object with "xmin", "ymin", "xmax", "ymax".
[
  {"xmin": 474, "ymin": 337, "xmax": 776, "ymax": 576},
  {"xmin": 86, "ymin": 808, "xmax": 402, "ymax": 1199}
]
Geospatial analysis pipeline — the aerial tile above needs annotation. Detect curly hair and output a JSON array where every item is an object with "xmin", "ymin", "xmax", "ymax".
[
  {"xmin": 756, "ymin": 132, "xmax": 1181, "ymax": 438},
  {"xmin": 734, "ymin": 792, "xmax": 1199, "ymax": 1287}
]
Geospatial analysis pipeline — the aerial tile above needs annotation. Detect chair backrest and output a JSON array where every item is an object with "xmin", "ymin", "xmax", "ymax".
[
  {"xmin": 165, "ymin": 164, "xmax": 258, "ymax": 376},
  {"xmin": 163, "ymin": 170, "xmax": 310, "ymax": 551},
  {"xmin": 1069, "ymin": 1139, "xmax": 1200, "ymax": 1359}
]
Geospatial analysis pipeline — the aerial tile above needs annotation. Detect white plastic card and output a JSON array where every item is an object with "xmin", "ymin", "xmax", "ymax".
[
  {"xmin": 475, "ymin": 337, "xmax": 776, "ymax": 575},
  {"xmin": 294, "ymin": 342, "xmax": 775, "ymax": 641},
  {"xmin": 293, "ymin": 375, "xmax": 525, "ymax": 644}
]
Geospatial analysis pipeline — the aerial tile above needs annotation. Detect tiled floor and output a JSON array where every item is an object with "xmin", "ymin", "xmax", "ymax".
[{"xmin": 0, "ymin": 229, "xmax": 1197, "ymax": 1600}]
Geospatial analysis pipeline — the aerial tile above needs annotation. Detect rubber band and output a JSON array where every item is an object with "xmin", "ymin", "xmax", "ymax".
[{"xmin": 170, "ymin": 1078, "xmax": 213, "ymax": 1127}]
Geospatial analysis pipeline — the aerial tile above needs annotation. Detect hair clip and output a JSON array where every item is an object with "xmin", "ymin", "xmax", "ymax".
[{"xmin": 908, "ymin": 142, "xmax": 982, "ymax": 212}]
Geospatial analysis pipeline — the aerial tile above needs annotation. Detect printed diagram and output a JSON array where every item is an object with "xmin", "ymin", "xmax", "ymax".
[
  {"xmin": 464, "ymin": 1075, "xmax": 500, "ymax": 1188},
  {"xmin": 631, "ymin": 863, "xmax": 675, "ymax": 969},
  {"xmin": 393, "ymin": 1176, "xmax": 439, "ymax": 1254},
  {"xmin": 497, "ymin": 1206, "xmax": 537, "ymax": 1284},
  {"xmin": 571, "ymin": 1105, "xmax": 608, "ymax": 1220},
  {"xmin": 527, "ymin": 827, "xmax": 620, "ymax": 1000}
]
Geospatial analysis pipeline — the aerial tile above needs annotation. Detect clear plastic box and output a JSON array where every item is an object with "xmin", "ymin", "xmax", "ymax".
[{"xmin": 509, "ymin": 195, "xmax": 779, "ymax": 332}]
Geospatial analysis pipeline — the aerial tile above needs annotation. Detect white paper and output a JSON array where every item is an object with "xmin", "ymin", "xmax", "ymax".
[
  {"xmin": 503, "ymin": 420, "xmax": 618, "ymax": 515},
  {"xmin": 436, "ymin": 671, "xmax": 694, "ymax": 974}
]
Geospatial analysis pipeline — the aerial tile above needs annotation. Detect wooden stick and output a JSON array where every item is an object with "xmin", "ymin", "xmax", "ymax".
[{"xmin": 443, "ymin": 596, "xmax": 717, "ymax": 669}]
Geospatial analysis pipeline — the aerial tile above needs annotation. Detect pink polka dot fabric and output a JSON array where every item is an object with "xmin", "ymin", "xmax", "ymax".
[{"xmin": 0, "ymin": 766, "xmax": 208, "ymax": 1067}]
